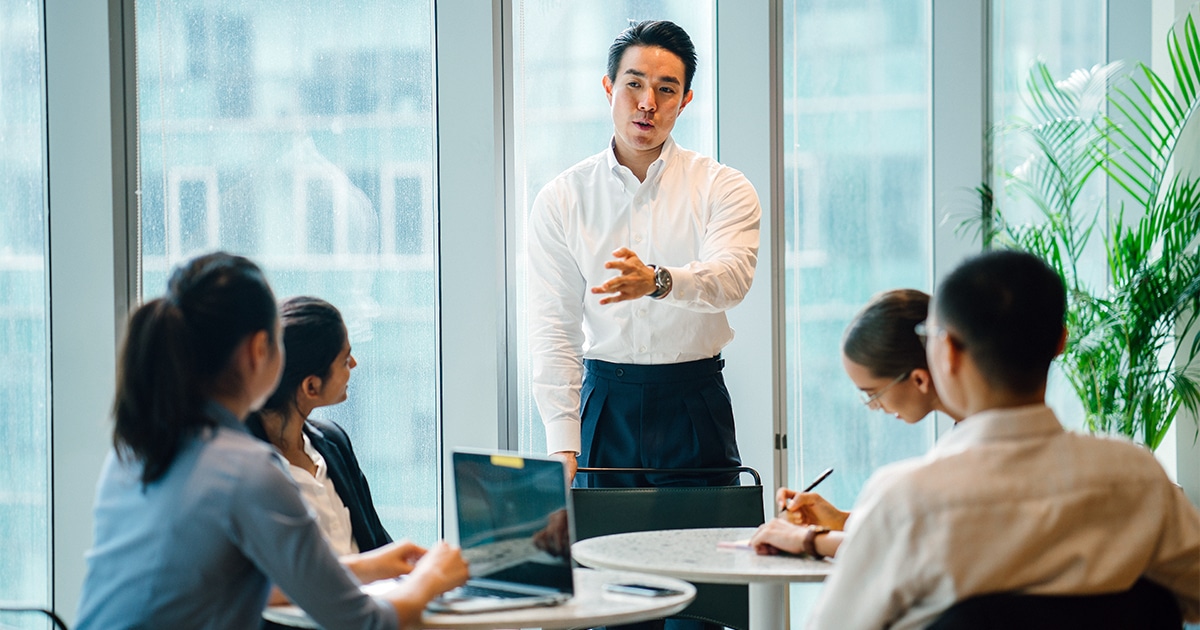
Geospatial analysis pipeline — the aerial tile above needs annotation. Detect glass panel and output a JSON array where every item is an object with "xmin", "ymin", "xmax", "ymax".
[
  {"xmin": 783, "ymin": 0, "xmax": 931, "ymax": 619},
  {"xmin": 135, "ymin": 0, "xmax": 439, "ymax": 542},
  {"xmin": 0, "ymin": 0, "xmax": 51, "ymax": 613},
  {"xmin": 784, "ymin": 0, "xmax": 933, "ymax": 513},
  {"xmin": 513, "ymin": 0, "xmax": 717, "ymax": 454},
  {"xmin": 990, "ymin": 0, "xmax": 1106, "ymax": 429}
]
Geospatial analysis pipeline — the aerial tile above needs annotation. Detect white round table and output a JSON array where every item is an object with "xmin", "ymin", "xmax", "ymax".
[
  {"xmin": 571, "ymin": 526, "xmax": 833, "ymax": 630},
  {"xmin": 263, "ymin": 567, "xmax": 695, "ymax": 629}
]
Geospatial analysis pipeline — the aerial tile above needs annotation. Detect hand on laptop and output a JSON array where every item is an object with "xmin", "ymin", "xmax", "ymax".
[
  {"xmin": 347, "ymin": 540, "xmax": 433, "ymax": 583},
  {"xmin": 379, "ymin": 541, "xmax": 469, "ymax": 626}
]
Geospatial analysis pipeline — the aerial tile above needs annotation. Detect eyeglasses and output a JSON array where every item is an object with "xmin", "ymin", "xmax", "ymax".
[
  {"xmin": 914, "ymin": 320, "xmax": 963, "ymax": 349},
  {"xmin": 859, "ymin": 371, "xmax": 911, "ymax": 409},
  {"xmin": 914, "ymin": 321, "xmax": 932, "ymax": 347}
]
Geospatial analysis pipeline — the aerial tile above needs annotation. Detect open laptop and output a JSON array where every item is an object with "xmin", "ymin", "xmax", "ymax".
[{"xmin": 427, "ymin": 449, "xmax": 576, "ymax": 613}]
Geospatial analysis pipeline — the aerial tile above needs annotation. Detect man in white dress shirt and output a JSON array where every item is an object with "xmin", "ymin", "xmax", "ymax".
[
  {"xmin": 801, "ymin": 250, "xmax": 1200, "ymax": 629},
  {"xmin": 526, "ymin": 20, "xmax": 761, "ymax": 494}
]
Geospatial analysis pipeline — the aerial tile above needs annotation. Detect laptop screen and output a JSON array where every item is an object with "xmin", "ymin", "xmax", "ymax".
[{"xmin": 451, "ymin": 450, "xmax": 574, "ymax": 595}]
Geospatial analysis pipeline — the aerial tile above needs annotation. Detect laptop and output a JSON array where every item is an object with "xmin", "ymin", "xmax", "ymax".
[{"xmin": 427, "ymin": 449, "xmax": 576, "ymax": 613}]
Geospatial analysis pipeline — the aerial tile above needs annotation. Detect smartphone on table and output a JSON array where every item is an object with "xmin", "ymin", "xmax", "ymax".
[{"xmin": 603, "ymin": 583, "xmax": 684, "ymax": 597}]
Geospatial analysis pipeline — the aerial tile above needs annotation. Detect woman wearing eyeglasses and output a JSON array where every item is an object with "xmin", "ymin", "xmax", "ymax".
[{"xmin": 751, "ymin": 289, "xmax": 963, "ymax": 559}]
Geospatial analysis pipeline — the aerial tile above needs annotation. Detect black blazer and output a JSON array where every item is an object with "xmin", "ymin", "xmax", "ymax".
[{"xmin": 245, "ymin": 415, "xmax": 393, "ymax": 552}]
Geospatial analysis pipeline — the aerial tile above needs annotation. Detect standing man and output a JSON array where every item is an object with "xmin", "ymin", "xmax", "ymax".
[{"xmin": 527, "ymin": 20, "xmax": 761, "ymax": 490}]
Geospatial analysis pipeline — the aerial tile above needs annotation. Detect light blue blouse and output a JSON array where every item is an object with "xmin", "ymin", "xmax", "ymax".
[{"xmin": 76, "ymin": 402, "xmax": 398, "ymax": 630}]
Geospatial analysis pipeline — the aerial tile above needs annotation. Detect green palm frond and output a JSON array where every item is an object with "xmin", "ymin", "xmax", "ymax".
[
  {"xmin": 959, "ymin": 6, "xmax": 1200, "ymax": 449},
  {"xmin": 1100, "ymin": 12, "xmax": 1200, "ymax": 210}
]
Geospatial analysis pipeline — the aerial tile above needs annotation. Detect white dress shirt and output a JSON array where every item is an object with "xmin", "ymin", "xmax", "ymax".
[
  {"xmin": 526, "ymin": 137, "xmax": 761, "ymax": 455},
  {"xmin": 287, "ymin": 432, "xmax": 359, "ymax": 557},
  {"xmin": 806, "ymin": 404, "xmax": 1200, "ymax": 630}
]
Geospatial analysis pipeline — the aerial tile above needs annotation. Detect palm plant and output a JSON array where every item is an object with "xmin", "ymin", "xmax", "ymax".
[{"xmin": 966, "ymin": 7, "xmax": 1200, "ymax": 450}]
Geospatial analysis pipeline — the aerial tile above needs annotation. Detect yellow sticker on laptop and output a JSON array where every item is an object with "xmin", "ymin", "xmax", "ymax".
[{"xmin": 490, "ymin": 454, "xmax": 525, "ymax": 469}]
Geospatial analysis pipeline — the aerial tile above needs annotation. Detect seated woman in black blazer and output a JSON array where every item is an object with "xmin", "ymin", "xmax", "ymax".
[{"xmin": 247, "ymin": 296, "xmax": 389, "ymax": 555}]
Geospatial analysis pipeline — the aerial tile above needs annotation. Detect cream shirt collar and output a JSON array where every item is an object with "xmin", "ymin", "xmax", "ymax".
[{"xmin": 932, "ymin": 403, "xmax": 1063, "ymax": 456}]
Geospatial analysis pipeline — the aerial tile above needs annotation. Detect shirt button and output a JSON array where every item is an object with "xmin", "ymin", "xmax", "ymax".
[
  {"xmin": 639, "ymin": 346, "xmax": 647, "ymax": 353},
  {"xmin": 637, "ymin": 309, "xmax": 646, "ymax": 317},
  {"xmin": 633, "ymin": 234, "xmax": 643, "ymax": 243}
]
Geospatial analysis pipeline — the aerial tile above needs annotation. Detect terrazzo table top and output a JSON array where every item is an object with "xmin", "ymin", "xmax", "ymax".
[{"xmin": 572, "ymin": 526, "xmax": 834, "ymax": 584}]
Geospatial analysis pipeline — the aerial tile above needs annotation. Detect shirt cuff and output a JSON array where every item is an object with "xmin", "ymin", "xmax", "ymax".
[
  {"xmin": 661, "ymin": 265, "xmax": 692, "ymax": 303},
  {"xmin": 544, "ymin": 419, "xmax": 581, "ymax": 456}
]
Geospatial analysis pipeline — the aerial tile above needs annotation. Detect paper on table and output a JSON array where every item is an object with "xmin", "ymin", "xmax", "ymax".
[{"xmin": 716, "ymin": 539, "xmax": 751, "ymax": 550}]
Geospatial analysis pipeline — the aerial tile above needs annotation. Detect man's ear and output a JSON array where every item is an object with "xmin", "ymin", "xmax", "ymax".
[
  {"xmin": 1055, "ymin": 326, "xmax": 1068, "ymax": 357},
  {"xmin": 602, "ymin": 75, "xmax": 614, "ymax": 104},
  {"xmin": 679, "ymin": 89, "xmax": 693, "ymax": 112},
  {"xmin": 910, "ymin": 368, "xmax": 933, "ymax": 394}
]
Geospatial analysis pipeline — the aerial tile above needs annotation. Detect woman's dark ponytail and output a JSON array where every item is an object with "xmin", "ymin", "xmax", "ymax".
[{"xmin": 113, "ymin": 253, "xmax": 277, "ymax": 484}]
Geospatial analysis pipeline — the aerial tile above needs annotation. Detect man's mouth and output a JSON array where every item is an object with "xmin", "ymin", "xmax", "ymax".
[{"xmin": 633, "ymin": 120, "xmax": 654, "ymax": 130}]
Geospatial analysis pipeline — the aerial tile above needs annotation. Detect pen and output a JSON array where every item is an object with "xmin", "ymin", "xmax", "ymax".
[{"xmin": 781, "ymin": 467, "xmax": 834, "ymax": 514}]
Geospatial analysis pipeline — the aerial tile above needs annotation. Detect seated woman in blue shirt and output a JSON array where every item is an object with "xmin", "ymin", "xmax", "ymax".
[
  {"xmin": 246, "ymin": 296, "xmax": 389, "ymax": 557},
  {"xmin": 753, "ymin": 289, "xmax": 963, "ymax": 559},
  {"xmin": 77, "ymin": 252, "xmax": 467, "ymax": 630}
]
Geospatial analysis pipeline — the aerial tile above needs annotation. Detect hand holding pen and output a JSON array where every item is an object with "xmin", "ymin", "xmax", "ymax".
[
  {"xmin": 777, "ymin": 468, "xmax": 849, "ymax": 530},
  {"xmin": 777, "ymin": 463, "xmax": 835, "ymax": 513}
]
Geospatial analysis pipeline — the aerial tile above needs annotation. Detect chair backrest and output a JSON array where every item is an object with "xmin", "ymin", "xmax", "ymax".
[
  {"xmin": 572, "ymin": 466, "xmax": 765, "ymax": 540},
  {"xmin": 571, "ymin": 466, "xmax": 765, "ymax": 630},
  {"xmin": 925, "ymin": 578, "xmax": 1182, "ymax": 630},
  {"xmin": 0, "ymin": 606, "xmax": 70, "ymax": 630}
]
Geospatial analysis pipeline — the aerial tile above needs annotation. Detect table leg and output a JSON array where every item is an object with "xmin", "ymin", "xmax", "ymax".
[{"xmin": 748, "ymin": 583, "xmax": 787, "ymax": 630}]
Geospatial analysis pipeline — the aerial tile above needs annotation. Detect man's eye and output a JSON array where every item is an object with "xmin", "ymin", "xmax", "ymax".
[{"xmin": 627, "ymin": 82, "xmax": 640, "ymax": 88}]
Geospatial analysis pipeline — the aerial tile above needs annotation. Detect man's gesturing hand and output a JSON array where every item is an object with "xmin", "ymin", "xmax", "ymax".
[{"xmin": 590, "ymin": 248, "xmax": 656, "ymax": 305}]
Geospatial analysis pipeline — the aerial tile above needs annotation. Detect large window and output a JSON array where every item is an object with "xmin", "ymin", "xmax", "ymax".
[
  {"xmin": 783, "ymin": 0, "xmax": 933, "ymax": 516},
  {"xmin": 990, "ymin": 0, "xmax": 1106, "ymax": 428},
  {"xmin": 0, "ymin": 0, "xmax": 50, "ymax": 616},
  {"xmin": 513, "ymin": 0, "xmax": 717, "ymax": 454},
  {"xmin": 135, "ymin": 0, "xmax": 440, "ymax": 543}
]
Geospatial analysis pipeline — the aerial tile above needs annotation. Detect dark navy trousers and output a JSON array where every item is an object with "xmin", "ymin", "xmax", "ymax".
[
  {"xmin": 579, "ymin": 356, "xmax": 738, "ymax": 630},
  {"xmin": 577, "ymin": 355, "xmax": 741, "ymax": 488}
]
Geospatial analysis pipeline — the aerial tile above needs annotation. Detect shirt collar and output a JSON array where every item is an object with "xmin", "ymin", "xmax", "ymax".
[
  {"xmin": 606, "ymin": 135, "xmax": 677, "ymax": 183},
  {"xmin": 931, "ymin": 403, "xmax": 1063, "ymax": 456},
  {"xmin": 203, "ymin": 400, "xmax": 247, "ymax": 432}
]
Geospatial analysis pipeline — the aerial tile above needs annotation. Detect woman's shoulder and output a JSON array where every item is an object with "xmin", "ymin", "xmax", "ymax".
[
  {"xmin": 304, "ymin": 417, "xmax": 351, "ymax": 445},
  {"xmin": 199, "ymin": 424, "xmax": 290, "ymax": 484}
]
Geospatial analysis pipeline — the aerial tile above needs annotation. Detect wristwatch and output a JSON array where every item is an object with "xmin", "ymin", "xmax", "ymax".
[
  {"xmin": 802, "ymin": 525, "xmax": 831, "ymax": 560},
  {"xmin": 647, "ymin": 264, "xmax": 673, "ymax": 299}
]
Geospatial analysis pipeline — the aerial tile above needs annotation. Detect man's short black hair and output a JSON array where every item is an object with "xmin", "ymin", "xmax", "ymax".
[
  {"xmin": 933, "ymin": 250, "xmax": 1066, "ymax": 395},
  {"xmin": 607, "ymin": 20, "xmax": 697, "ymax": 93}
]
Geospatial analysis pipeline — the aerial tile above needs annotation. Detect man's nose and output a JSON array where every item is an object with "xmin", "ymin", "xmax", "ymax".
[{"xmin": 638, "ymin": 91, "xmax": 656, "ymax": 112}]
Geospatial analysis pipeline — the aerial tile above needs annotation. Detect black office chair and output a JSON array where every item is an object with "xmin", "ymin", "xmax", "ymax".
[
  {"xmin": 572, "ymin": 466, "xmax": 766, "ymax": 630},
  {"xmin": 925, "ymin": 577, "xmax": 1183, "ymax": 630},
  {"xmin": 0, "ymin": 606, "xmax": 70, "ymax": 630}
]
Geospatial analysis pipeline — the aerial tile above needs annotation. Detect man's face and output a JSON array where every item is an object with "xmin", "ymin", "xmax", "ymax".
[{"xmin": 603, "ymin": 45, "xmax": 693, "ymax": 158}]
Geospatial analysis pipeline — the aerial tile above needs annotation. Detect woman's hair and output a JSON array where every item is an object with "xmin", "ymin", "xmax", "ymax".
[
  {"xmin": 259, "ymin": 296, "xmax": 347, "ymax": 416},
  {"xmin": 841, "ymin": 289, "xmax": 930, "ymax": 379},
  {"xmin": 113, "ymin": 252, "xmax": 277, "ymax": 484}
]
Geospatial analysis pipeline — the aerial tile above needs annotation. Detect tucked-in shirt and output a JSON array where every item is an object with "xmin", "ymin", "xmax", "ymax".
[
  {"xmin": 807, "ymin": 404, "xmax": 1200, "ymax": 630},
  {"xmin": 288, "ymin": 432, "xmax": 359, "ymax": 557},
  {"xmin": 76, "ymin": 402, "xmax": 398, "ymax": 630},
  {"xmin": 527, "ymin": 136, "xmax": 761, "ymax": 455}
]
